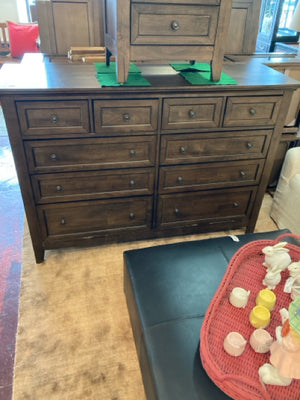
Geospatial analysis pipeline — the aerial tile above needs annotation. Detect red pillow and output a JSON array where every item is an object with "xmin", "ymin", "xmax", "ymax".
[{"xmin": 7, "ymin": 21, "xmax": 39, "ymax": 58}]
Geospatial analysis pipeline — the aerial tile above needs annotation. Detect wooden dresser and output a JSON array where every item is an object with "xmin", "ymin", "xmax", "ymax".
[
  {"xmin": 104, "ymin": 0, "xmax": 232, "ymax": 82},
  {"xmin": 0, "ymin": 55, "xmax": 298, "ymax": 263}
]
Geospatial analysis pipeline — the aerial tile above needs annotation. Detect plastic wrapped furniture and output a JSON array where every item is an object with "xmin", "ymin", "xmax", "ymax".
[{"xmin": 270, "ymin": 146, "xmax": 300, "ymax": 235}]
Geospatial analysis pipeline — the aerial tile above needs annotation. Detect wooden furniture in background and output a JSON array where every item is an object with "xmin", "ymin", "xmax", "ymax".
[
  {"xmin": 104, "ymin": 0, "xmax": 233, "ymax": 83},
  {"xmin": 0, "ymin": 55, "xmax": 298, "ymax": 263}
]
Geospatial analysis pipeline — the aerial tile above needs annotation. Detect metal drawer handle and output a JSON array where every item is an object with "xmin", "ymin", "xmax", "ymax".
[
  {"xmin": 240, "ymin": 171, "xmax": 246, "ymax": 178},
  {"xmin": 56, "ymin": 185, "xmax": 62, "ymax": 192},
  {"xmin": 171, "ymin": 21, "xmax": 180, "ymax": 31},
  {"xmin": 129, "ymin": 212, "xmax": 135, "ymax": 220},
  {"xmin": 60, "ymin": 218, "xmax": 66, "ymax": 225},
  {"xmin": 123, "ymin": 113, "xmax": 131, "ymax": 122},
  {"xmin": 130, "ymin": 149, "xmax": 136, "ymax": 157},
  {"xmin": 51, "ymin": 115, "xmax": 58, "ymax": 123},
  {"xmin": 177, "ymin": 176, "xmax": 183, "ymax": 184},
  {"xmin": 180, "ymin": 146, "xmax": 186, "ymax": 154},
  {"xmin": 174, "ymin": 208, "xmax": 180, "ymax": 216},
  {"xmin": 129, "ymin": 180, "xmax": 135, "ymax": 187},
  {"xmin": 233, "ymin": 202, "xmax": 239, "ymax": 208},
  {"xmin": 50, "ymin": 153, "xmax": 57, "ymax": 161},
  {"xmin": 247, "ymin": 142, "xmax": 253, "ymax": 149},
  {"xmin": 249, "ymin": 108, "xmax": 256, "ymax": 116},
  {"xmin": 189, "ymin": 110, "xmax": 196, "ymax": 119}
]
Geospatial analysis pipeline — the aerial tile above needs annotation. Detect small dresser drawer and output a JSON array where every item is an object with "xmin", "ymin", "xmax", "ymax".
[
  {"xmin": 158, "ymin": 187, "xmax": 256, "ymax": 228},
  {"xmin": 38, "ymin": 197, "xmax": 153, "ymax": 237},
  {"xmin": 25, "ymin": 137, "xmax": 156, "ymax": 173},
  {"xmin": 159, "ymin": 160, "xmax": 264, "ymax": 193},
  {"xmin": 32, "ymin": 168, "xmax": 155, "ymax": 203},
  {"xmin": 160, "ymin": 131, "xmax": 271, "ymax": 165},
  {"xmin": 223, "ymin": 96, "xmax": 282, "ymax": 127},
  {"xmin": 162, "ymin": 97, "xmax": 223, "ymax": 130},
  {"xmin": 131, "ymin": 3, "xmax": 219, "ymax": 45},
  {"xmin": 94, "ymin": 99, "xmax": 159, "ymax": 134},
  {"xmin": 16, "ymin": 100, "xmax": 90, "ymax": 136}
]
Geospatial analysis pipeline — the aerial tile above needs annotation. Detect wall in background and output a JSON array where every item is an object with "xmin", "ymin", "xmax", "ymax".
[{"xmin": 0, "ymin": 0, "xmax": 28, "ymax": 22}]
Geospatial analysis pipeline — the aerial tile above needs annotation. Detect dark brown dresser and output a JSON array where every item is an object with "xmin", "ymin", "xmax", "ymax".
[{"xmin": 0, "ymin": 54, "xmax": 298, "ymax": 262}]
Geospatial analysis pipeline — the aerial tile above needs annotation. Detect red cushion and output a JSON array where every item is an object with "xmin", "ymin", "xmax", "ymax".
[{"xmin": 7, "ymin": 21, "xmax": 39, "ymax": 58}]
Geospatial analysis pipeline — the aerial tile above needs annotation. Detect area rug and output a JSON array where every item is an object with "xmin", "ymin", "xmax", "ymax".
[{"xmin": 12, "ymin": 195, "xmax": 277, "ymax": 399}]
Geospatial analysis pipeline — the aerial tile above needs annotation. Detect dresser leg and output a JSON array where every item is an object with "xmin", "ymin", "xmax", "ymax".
[
  {"xmin": 116, "ymin": 56, "xmax": 130, "ymax": 84},
  {"xmin": 210, "ymin": 60, "xmax": 222, "ymax": 82},
  {"xmin": 34, "ymin": 246, "xmax": 45, "ymax": 264},
  {"xmin": 106, "ymin": 48, "xmax": 112, "ymax": 66}
]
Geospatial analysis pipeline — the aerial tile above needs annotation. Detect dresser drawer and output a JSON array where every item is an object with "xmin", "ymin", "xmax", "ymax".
[
  {"xmin": 158, "ymin": 187, "xmax": 256, "ymax": 228},
  {"xmin": 38, "ymin": 197, "xmax": 153, "ymax": 237},
  {"xmin": 160, "ymin": 131, "xmax": 271, "ymax": 165},
  {"xmin": 223, "ymin": 96, "xmax": 282, "ymax": 127},
  {"xmin": 25, "ymin": 137, "xmax": 156, "ymax": 173},
  {"xmin": 159, "ymin": 160, "xmax": 264, "ymax": 193},
  {"xmin": 16, "ymin": 100, "xmax": 90, "ymax": 136},
  {"xmin": 162, "ymin": 97, "xmax": 223, "ymax": 130},
  {"xmin": 32, "ymin": 168, "xmax": 155, "ymax": 203},
  {"xmin": 131, "ymin": 3, "xmax": 219, "ymax": 45},
  {"xmin": 94, "ymin": 99, "xmax": 159, "ymax": 134}
]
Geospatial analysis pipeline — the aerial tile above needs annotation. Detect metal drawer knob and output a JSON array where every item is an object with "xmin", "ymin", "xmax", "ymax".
[
  {"xmin": 50, "ymin": 153, "xmax": 57, "ymax": 161},
  {"xmin": 51, "ymin": 115, "xmax": 58, "ymax": 123},
  {"xmin": 240, "ymin": 171, "xmax": 246, "ymax": 178},
  {"xmin": 180, "ymin": 146, "xmax": 186, "ymax": 154},
  {"xmin": 171, "ymin": 21, "xmax": 180, "ymax": 31},
  {"xmin": 129, "ymin": 180, "xmax": 135, "ymax": 187},
  {"xmin": 247, "ymin": 142, "xmax": 253, "ymax": 149},
  {"xmin": 174, "ymin": 208, "xmax": 180, "ymax": 216},
  {"xmin": 130, "ymin": 149, "xmax": 136, "ymax": 157},
  {"xmin": 177, "ymin": 176, "xmax": 183, "ymax": 184},
  {"xmin": 123, "ymin": 113, "xmax": 131, "ymax": 121},
  {"xmin": 189, "ymin": 110, "xmax": 196, "ymax": 119},
  {"xmin": 60, "ymin": 218, "xmax": 66, "ymax": 225},
  {"xmin": 249, "ymin": 108, "xmax": 256, "ymax": 116},
  {"xmin": 233, "ymin": 202, "xmax": 239, "ymax": 208},
  {"xmin": 129, "ymin": 212, "xmax": 135, "ymax": 220},
  {"xmin": 56, "ymin": 185, "xmax": 62, "ymax": 192}
]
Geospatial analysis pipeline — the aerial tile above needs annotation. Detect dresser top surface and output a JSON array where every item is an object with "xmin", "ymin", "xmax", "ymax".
[{"xmin": 0, "ymin": 53, "xmax": 299, "ymax": 95}]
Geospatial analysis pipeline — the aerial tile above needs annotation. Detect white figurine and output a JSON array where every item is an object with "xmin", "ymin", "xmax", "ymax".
[
  {"xmin": 263, "ymin": 268, "xmax": 282, "ymax": 290},
  {"xmin": 262, "ymin": 242, "xmax": 291, "ymax": 271},
  {"xmin": 288, "ymin": 261, "xmax": 300, "ymax": 284}
]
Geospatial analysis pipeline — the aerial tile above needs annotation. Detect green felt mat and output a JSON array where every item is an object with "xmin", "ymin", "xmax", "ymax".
[
  {"xmin": 96, "ymin": 73, "xmax": 151, "ymax": 87},
  {"xmin": 94, "ymin": 62, "xmax": 141, "ymax": 74},
  {"xmin": 170, "ymin": 62, "xmax": 211, "ymax": 72},
  {"xmin": 181, "ymin": 71, "xmax": 237, "ymax": 85}
]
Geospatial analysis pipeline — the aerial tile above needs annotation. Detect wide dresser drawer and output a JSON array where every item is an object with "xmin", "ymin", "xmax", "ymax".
[
  {"xmin": 38, "ymin": 197, "xmax": 153, "ymax": 237},
  {"xmin": 93, "ymin": 99, "xmax": 159, "ymax": 134},
  {"xmin": 224, "ymin": 96, "xmax": 282, "ymax": 127},
  {"xmin": 32, "ymin": 168, "xmax": 155, "ymax": 203},
  {"xmin": 159, "ymin": 160, "xmax": 264, "ymax": 192},
  {"xmin": 17, "ymin": 100, "xmax": 90, "ymax": 136},
  {"xmin": 162, "ymin": 97, "xmax": 223, "ymax": 130},
  {"xmin": 25, "ymin": 137, "xmax": 156, "ymax": 172},
  {"xmin": 160, "ymin": 131, "xmax": 271, "ymax": 164},
  {"xmin": 158, "ymin": 187, "xmax": 256, "ymax": 227},
  {"xmin": 131, "ymin": 3, "xmax": 219, "ymax": 45}
]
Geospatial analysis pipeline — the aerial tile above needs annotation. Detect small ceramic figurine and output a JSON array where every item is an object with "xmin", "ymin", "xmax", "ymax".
[
  {"xmin": 284, "ymin": 261, "xmax": 300, "ymax": 296},
  {"xmin": 262, "ymin": 242, "xmax": 291, "ymax": 272},
  {"xmin": 258, "ymin": 296, "xmax": 300, "ymax": 386}
]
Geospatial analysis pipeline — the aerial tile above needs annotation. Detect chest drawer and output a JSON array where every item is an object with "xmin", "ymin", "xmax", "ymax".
[
  {"xmin": 38, "ymin": 197, "xmax": 153, "ymax": 237},
  {"xmin": 131, "ymin": 3, "xmax": 219, "ymax": 45},
  {"xmin": 16, "ymin": 100, "xmax": 90, "ymax": 136},
  {"xmin": 32, "ymin": 168, "xmax": 155, "ymax": 203},
  {"xmin": 160, "ymin": 131, "xmax": 271, "ymax": 165},
  {"xmin": 158, "ymin": 187, "xmax": 256, "ymax": 227},
  {"xmin": 162, "ymin": 97, "xmax": 223, "ymax": 130},
  {"xmin": 25, "ymin": 137, "xmax": 156, "ymax": 173},
  {"xmin": 94, "ymin": 99, "xmax": 159, "ymax": 134},
  {"xmin": 223, "ymin": 96, "xmax": 282, "ymax": 127},
  {"xmin": 159, "ymin": 160, "xmax": 264, "ymax": 193}
]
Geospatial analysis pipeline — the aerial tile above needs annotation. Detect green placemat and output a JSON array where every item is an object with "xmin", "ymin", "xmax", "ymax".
[
  {"xmin": 94, "ymin": 62, "xmax": 141, "ymax": 74},
  {"xmin": 170, "ymin": 62, "xmax": 211, "ymax": 72},
  {"xmin": 181, "ymin": 71, "xmax": 237, "ymax": 85},
  {"xmin": 96, "ymin": 73, "xmax": 151, "ymax": 87}
]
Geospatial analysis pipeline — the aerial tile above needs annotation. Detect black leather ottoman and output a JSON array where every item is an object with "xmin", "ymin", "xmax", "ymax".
[{"xmin": 123, "ymin": 230, "xmax": 291, "ymax": 400}]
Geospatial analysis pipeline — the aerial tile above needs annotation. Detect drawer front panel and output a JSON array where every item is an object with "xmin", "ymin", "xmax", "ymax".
[
  {"xmin": 17, "ymin": 100, "xmax": 90, "ymax": 135},
  {"xmin": 32, "ymin": 168, "xmax": 155, "ymax": 203},
  {"xmin": 25, "ymin": 137, "xmax": 156, "ymax": 172},
  {"xmin": 39, "ymin": 197, "xmax": 153, "ymax": 236},
  {"xmin": 160, "ymin": 131, "xmax": 271, "ymax": 164},
  {"xmin": 162, "ymin": 97, "xmax": 223, "ymax": 130},
  {"xmin": 158, "ymin": 187, "xmax": 256, "ymax": 227},
  {"xmin": 159, "ymin": 160, "xmax": 264, "ymax": 192},
  {"xmin": 94, "ymin": 99, "xmax": 159, "ymax": 134},
  {"xmin": 223, "ymin": 96, "xmax": 282, "ymax": 127},
  {"xmin": 131, "ymin": 4, "xmax": 219, "ymax": 45}
]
